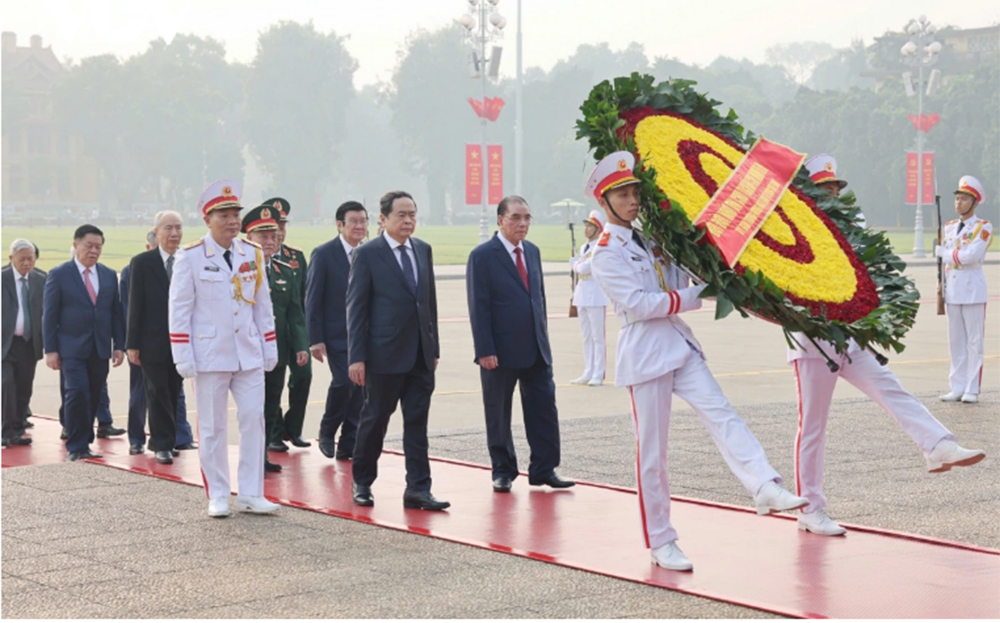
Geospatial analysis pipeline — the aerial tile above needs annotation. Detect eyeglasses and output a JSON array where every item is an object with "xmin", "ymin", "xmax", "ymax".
[
  {"xmin": 503, "ymin": 214, "xmax": 533, "ymax": 223},
  {"xmin": 343, "ymin": 219, "xmax": 369, "ymax": 227}
]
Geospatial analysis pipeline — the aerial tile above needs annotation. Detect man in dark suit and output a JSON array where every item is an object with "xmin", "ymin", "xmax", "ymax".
[
  {"xmin": 466, "ymin": 195, "xmax": 574, "ymax": 493},
  {"xmin": 43, "ymin": 224, "xmax": 126, "ymax": 461},
  {"xmin": 122, "ymin": 225, "xmax": 196, "ymax": 457},
  {"xmin": 306, "ymin": 200, "xmax": 368, "ymax": 460},
  {"xmin": 347, "ymin": 190, "xmax": 448, "ymax": 511},
  {"xmin": 2, "ymin": 239, "xmax": 45, "ymax": 446}
]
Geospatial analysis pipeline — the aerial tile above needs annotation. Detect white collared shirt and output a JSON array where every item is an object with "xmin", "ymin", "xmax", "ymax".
[
  {"xmin": 382, "ymin": 231, "xmax": 417, "ymax": 285},
  {"xmin": 207, "ymin": 236, "xmax": 237, "ymax": 272},
  {"xmin": 12, "ymin": 266, "xmax": 29, "ymax": 336},
  {"xmin": 497, "ymin": 232, "xmax": 525, "ymax": 267},
  {"xmin": 339, "ymin": 236, "xmax": 359, "ymax": 264},
  {"xmin": 73, "ymin": 257, "xmax": 99, "ymax": 297},
  {"xmin": 158, "ymin": 245, "xmax": 178, "ymax": 269}
]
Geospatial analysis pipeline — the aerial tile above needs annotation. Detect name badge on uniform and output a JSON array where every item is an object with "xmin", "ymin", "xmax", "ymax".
[
  {"xmin": 276, "ymin": 279, "xmax": 287, "ymax": 285},
  {"xmin": 204, "ymin": 266, "xmax": 220, "ymax": 272}
]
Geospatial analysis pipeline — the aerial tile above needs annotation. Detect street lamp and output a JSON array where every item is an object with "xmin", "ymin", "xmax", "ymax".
[
  {"xmin": 459, "ymin": 0, "xmax": 506, "ymax": 244},
  {"xmin": 900, "ymin": 15, "xmax": 941, "ymax": 258}
]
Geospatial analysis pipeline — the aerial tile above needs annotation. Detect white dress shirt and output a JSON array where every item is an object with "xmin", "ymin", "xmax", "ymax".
[
  {"xmin": 12, "ymin": 266, "xmax": 29, "ymax": 336},
  {"xmin": 382, "ymin": 231, "xmax": 417, "ymax": 285},
  {"xmin": 159, "ymin": 246, "xmax": 177, "ymax": 269},
  {"xmin": 339, "ymin": 236, "xmax": 359, "ymax": 264},
  {"xmin": 74, "ymin": 257, "xmax": 99, "ymax": 297},
  {"xmin": 497, "ymin": 232, "xmax": 525, "ymax": 267}
]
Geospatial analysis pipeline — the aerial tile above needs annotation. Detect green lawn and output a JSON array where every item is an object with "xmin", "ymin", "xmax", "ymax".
[{"xmin": 1, "ymin": 224, "xmax": 989, "ymax": 273}]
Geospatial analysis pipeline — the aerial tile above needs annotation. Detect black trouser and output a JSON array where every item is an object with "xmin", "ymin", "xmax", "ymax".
[
  {"xmin": 142, "ymin": 362, "xmax": 182, "ymax": 452},
  {"xmin": 352, "ymin": 352, "xmax": 434, "ymax": 492},
  {"xmin": 318, "ymin": 347, "xmax": 361, "ymax": 453},
  {"xmin": 1, "ymin": 336, "xmax": 36, "ymax": 439},
  {"xmin": 480, "ymin": 352, "xmax": 561, "ymax": 481},
  {"xmin": 62, "ymin": 352, "xmax": 108, "ymax": 453},
  {"xmin": 285, "ymin": 355, "xmax": 311, "ymax": 438},
  {"xmin": 264, "ymin": 364, "xmax": 287, "ymax": 445}
]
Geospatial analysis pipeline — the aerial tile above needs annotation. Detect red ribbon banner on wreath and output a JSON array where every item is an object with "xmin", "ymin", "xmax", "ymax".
[{"xmin": 693, "ymin": 137, "xmax": 805, "ymax": 268}]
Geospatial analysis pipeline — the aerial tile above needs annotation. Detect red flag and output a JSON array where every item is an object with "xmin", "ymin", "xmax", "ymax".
[
  {"xmin": 907, "ymin": 113, "xmax": 940, "ymax": 133},
  {"xmin": 487, "ymin": 145, "xmax": 503, "ymax": 205},
  {"xmin": 467, "ymin": 98, "xmax": 485, "ymax": 118},
  {"xmin": 466, "ymin": 144, "xmax": 483, "ymax": 205},
  {"xmin": 467, "ymin": 97, "xmax": 505, "ymax": 121}
]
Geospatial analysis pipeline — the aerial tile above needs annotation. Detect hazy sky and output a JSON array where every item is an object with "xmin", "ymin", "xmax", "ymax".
[{"xmin": 6, "ymin": 0, "xmax": 999, "ymax": 85}]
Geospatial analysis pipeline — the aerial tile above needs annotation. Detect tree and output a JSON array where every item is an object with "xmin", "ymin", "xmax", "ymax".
[
  {"xmin": 245, "ymin": 21, "xmax": 357, "ymax": 214},
  {"xmin": 765, "ymin": 41, "xmax": 836, "ymax": 85}
]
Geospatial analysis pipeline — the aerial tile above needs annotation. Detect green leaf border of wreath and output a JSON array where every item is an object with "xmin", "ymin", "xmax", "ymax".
[{"xmin": 575, "ymin": 73, "xmax": 920, "ymax": 357}]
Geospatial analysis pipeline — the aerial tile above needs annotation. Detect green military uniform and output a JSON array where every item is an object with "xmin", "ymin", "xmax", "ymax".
[
  {"xmin": 263, "ymin": 256, "xmax": 309, "ymax": 446},
  {"xmin": 266, "ymin": 197, "xmax": 313, "ymax": 442}
]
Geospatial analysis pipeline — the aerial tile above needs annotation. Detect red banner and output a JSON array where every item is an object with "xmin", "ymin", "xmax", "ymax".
[
  {"xmin": 693, "ymin": 137, "xmax": 805, "ymax": 268},
  {"xmin": 465, "ymin": 144, "xmax": 483, "ymax": 205},
  {"xmin": 905, "ymin": 151, "xmax": 934, "ymax": 205},
  {"xmin": 907, "ymin": 113, "xmax": 940, "ymax": 133},
  {"xmin": 487, "ymin": 145, "xmax": 503, "ymax": 205}
]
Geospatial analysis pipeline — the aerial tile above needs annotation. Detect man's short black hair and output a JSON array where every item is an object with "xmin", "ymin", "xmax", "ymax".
[
  {"xmin": 74, "ymin": 224, "xmax": 104, "ymax": 243},
  {"xmin": 379, "ymin": 191, "xmax": 415, "ymax": 217},
  {"xmin": 336, "ymin": 201, "xmax": 367, "ymax": 223},
  {"xmin": 33, "ymin": 243, "xmax": 39, "ymax": 259},
  {"xmin": 497, "ymin": 195, "xmax": 528, "ymax": 217}
]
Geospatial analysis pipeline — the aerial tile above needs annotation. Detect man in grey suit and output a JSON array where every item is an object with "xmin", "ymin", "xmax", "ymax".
[
  {"xmin": 347, "ymin": 190, "xmax": 448, "ymax": 511},
  {"xmin": 2, "ymin": 239, "xmax": 45, "ymax": 446}
]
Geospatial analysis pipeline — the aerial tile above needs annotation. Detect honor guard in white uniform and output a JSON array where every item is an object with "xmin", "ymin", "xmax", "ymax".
[
  {"xmin": 587, "ymin": 151, "xmax": 808, "ymax": 572},
  {"xmin": 936, "ymin": 175, "xmax": 992, "ymax": 403},
  {"xmin": 169, "ymin": 180, "xmax": 281, "ymax": 518},
  {"xmin": 570, "ymin": 209, "xmax": 609, "ymax": 386},
  {"xmin": 789, "ymin": 159, "xmax": 984, "ymax": 537}
]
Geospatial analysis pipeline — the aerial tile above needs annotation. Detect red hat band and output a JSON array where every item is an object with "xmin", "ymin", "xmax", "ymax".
[
  {"xmin": 595, "ymin": 170, "xmax": 639, "ymax": 199},
  {"xmin": 957, "ymin": 184, "xmax": 982, "ymax": 203}
]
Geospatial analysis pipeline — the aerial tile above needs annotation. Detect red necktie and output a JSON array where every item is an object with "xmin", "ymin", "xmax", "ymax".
[
  {"xmin": 83, "ymin": 268, "xmax": 97, "ymax": 305},
  {"xmin": 514, "ymin": 247, "xmax": 529, "ymax": 290}
]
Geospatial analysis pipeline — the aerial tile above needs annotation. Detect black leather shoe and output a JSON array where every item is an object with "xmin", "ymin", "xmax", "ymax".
[
  {"xmin": 1, "ymin": 439, "xmax": 7, "ymax": 448},
  {"xmin": 403, "ymin": 490, "xmax": 450, "ymax": 511},
  {"xmin": 264, "ymin": 460, "xmax": 283, "ymax": 473},
  {"xmin": 528, "ymin": 473, "xmax": 576, "ymax": 489},
  {"xmin": 66, "ymin": 448, "xmax": 103, "ymax": 462},
  {"xmin": 335, "ymin": 452, "xmax": 353, "ymax": 461},
  {"xmin": 268, "ymin": 441, "xmax": 289, "ymax": 452},
  {"xmin": 60, "ymin": 428, "xmax": 68, "ymax": 440},
  {"xmin": 96, "ymin": 425, "xmax": 125, "ymax": 438},
  {"xmin": 289, "ymin": 436, "xmax": 312, "ymax": 448},
  {"xmin": 24, "ymin": 420, "xmax": 34, "ymax": 429},
  {"xmin": 154, "ymin": 450, "xmax": 174, "ymax": 465},
  {"xmin": 129, "ymin": 444, "xmax": 144, "ymax": 455},
  {"xmin": 318, "ymin": 439, "xmax": 336, "ymax": 458},
  {"xmin": 353, "ymin": 483, "xmax": 374, "ymax": 507},
  {"xmin": 175, "ymin": 443, "xmax": 198, "ymax": 451},
  {"xmin": 492, "ymin": 477, "xmax": 513, "ymax": 493}
]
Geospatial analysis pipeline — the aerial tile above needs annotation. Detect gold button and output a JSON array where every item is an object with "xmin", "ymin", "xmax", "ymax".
[
  {"xmin": 235, "ymin": 329, "xmax": 239, "ymax": 333},
  {"xmin": 234, "ymin": 312, "xmax": 238, "ymax": 316}
]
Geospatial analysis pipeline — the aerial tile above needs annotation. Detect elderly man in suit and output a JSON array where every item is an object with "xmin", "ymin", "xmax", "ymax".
[
  {"xmin": 306, "ymin": 200, "xmax": 368, "ymax": 460},
  {"xmin": 2, "ymin": 239, "xmax": 45, "ymax": 447},
  {"xmin": 43, "ymin": 225, "xmax": 126, "ymax": 461},
  {"xmin": 347, "ymin": 190, "xmax": 448, "ymax": 511},
  {"xmin": 467, "ymin": 196, "xmax": 574, "ymax": 493}
]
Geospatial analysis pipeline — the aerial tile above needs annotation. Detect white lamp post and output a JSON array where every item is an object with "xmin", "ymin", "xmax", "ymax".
[
  {"xmin": 900, "ymin": 15, "xmax": 941, "ymax": 258},
  {"xmin": 459, "ymin": 0, "xmax": 506, "ymax": 244}
]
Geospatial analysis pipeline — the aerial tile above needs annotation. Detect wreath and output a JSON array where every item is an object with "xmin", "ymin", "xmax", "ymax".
[{"xmin": 576, "ymin": 73, "xmax": 919, "ymax": 360}]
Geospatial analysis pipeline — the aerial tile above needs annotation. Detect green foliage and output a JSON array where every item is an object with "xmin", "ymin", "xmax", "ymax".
[{"xmin": 576, "ymin": 73, "xmax": 919, "ymax": 357}]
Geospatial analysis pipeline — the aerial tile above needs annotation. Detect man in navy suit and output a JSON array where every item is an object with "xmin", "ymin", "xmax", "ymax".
[
  {"xmin": 466, "ymin": 196, "xmax": 574, "ymax": 492},
  {"xmin": 347, "ymin": 190, "xmax": 448, "ymax": 511},
  {"xmin": 306, "ymin": 200, "xmax": 368, "ymax": 460},
  {"xmin": 43, "ymin": 224, "xmax": 126, "ymax": 461}
]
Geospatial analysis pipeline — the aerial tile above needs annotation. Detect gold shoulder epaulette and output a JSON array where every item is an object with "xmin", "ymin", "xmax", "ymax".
[
  {"xmin": 242, "ymin": 238, "xmax": 261, "ymax": 249},
  {"xmin": 184, "ymin": 239, "xmax": 204, "ymax": 250},
  {"xmin": 272, "ymin": 258, "xmax": 292, "ymax": 268},
  {"xmin": 283, "ymin": 243, "xmax": 303, "ymax": 253},
  {"xmin": 945, "ymin": 218, "xmax": 959, "ymax": 225}
]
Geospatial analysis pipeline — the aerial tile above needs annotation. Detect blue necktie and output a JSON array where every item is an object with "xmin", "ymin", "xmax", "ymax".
[{"xmin": 398, "ymin": 244, "xmax": 417, "ymax": 295}]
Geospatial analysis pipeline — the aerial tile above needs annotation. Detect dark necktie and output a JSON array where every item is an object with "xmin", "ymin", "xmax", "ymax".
[
  {"xmin": 223, "ymin": 249, "xmax": 232, "ymax": 270},
  {"xmin": 20, "ymin": 276, "xmax": 30, "ymax": 338},
  {"xmin": 957, "ymin": 221, "xmax": 965, "ymax": 235},
  {"xmin": 632, "ymin": 230, "xmax": 647, "ymax": 251},
  {"xmin": 398, "ymin": 244, "xmax": 417, "ymax": 295},
  {"xmin": 514, "ymin": 247, "xmax": 529, "ymax": 290},
  {"xmin": 165, "ymin": 255, "xmax": 174, "ymax": 282}
]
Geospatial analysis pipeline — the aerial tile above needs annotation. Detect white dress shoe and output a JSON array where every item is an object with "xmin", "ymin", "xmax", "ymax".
[
  {"xmin": 797, "ymin": 508, "xmax": 847, "ymax": 536},
  {"xmin": 236, "ymin": 495, "xmax": 280, "ymax": 514},
  {"xmin": 651, "ymin": 541, "xmax": 693, "ymax": 571},
  {"xmin": 939, "ymin": 391, "xmax": 963, "ymax": 402},
  {"xmin": 587, "ymin": 378, "xmax": 603, "ymax": 387},
  {"xmin": 754, "ymin": 481, "xmax": 809, "ymax": 516},
  {"xmin": 926, "ymin": 439, "xmax": 985, "ymax": 473},
  {"xmin": 961, "ymin": 393, "xmax": 979, "ymax": 404},
  {"xmin": 208, "ymin": 497, "xmax": 231, "ymax": 518},
  {"xmin": 570, "ymin": 375, "xmax": 591, "ymax": 385}
]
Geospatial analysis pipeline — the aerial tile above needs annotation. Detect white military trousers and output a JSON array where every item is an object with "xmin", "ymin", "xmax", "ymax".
[
  {"xmin": 194, "ymin": 369, "xmax": 266, "ymax": 500},
  {"xmin": 628, "ymin": 355, "xmax": 780, "ymax": 549},
  {"xmin": 947, "ymin": 303, "xmax": 987, "ymax": 396},
  {"xmin": 577, "ymin": 306, "xmax": 606, "ymax": 381},
  {"xmin": 793, "ymin": 352, "xmax": 952, "ymax": 513}
]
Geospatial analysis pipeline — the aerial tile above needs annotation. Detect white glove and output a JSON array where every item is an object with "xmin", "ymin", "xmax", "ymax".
[
  {"xmin": 175, "ymin": 361, "xmax": 197, "ymax": 379},
  {"xmin": 934, "ymin": 245, "xmax": 947, "ymax": 258},
  {"xmin": 264, "ymin": 357, "xmax": 278, "ymax": 372}
]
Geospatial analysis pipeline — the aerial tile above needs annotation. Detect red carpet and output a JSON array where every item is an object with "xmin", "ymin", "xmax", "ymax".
[{"xmin": 4, "ymin": 417, "xmax": 998, "ymax": 619}]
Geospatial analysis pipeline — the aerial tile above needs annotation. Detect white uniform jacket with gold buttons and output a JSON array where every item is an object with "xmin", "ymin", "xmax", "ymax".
[
  {"xmin": 941, "ymin": 217, "xmax": 992, "ymax": 305},
  {"xmin": 590, "ymin": 223, "xmax": 705, "ymax": 387},
  {"xmin": 571, "ymin": 240, "xmax": 608, "ymax": 308},
  {"xmin": 168, "ymin": 234, "xmax": 277, "ymax": 372}
]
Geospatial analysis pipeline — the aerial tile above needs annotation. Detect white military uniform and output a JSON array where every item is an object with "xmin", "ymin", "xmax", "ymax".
[
  {"xmin": 169, "ymin": 233, "xmax": 277, "ymax": 501},
  {"xmin": 591, "ymin": 223, "xmax": 782, "ymax": 548},
  {"xmin": 939, "ymin": 213, "xmax": 992, "ymax": 397},
  {"xmin": 787, "ymin": 335, "xmax": 952, "ymax": 513},
  {"xmin": 571, "ymin": 235, "xmax": 608, "ymax": 382}
]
